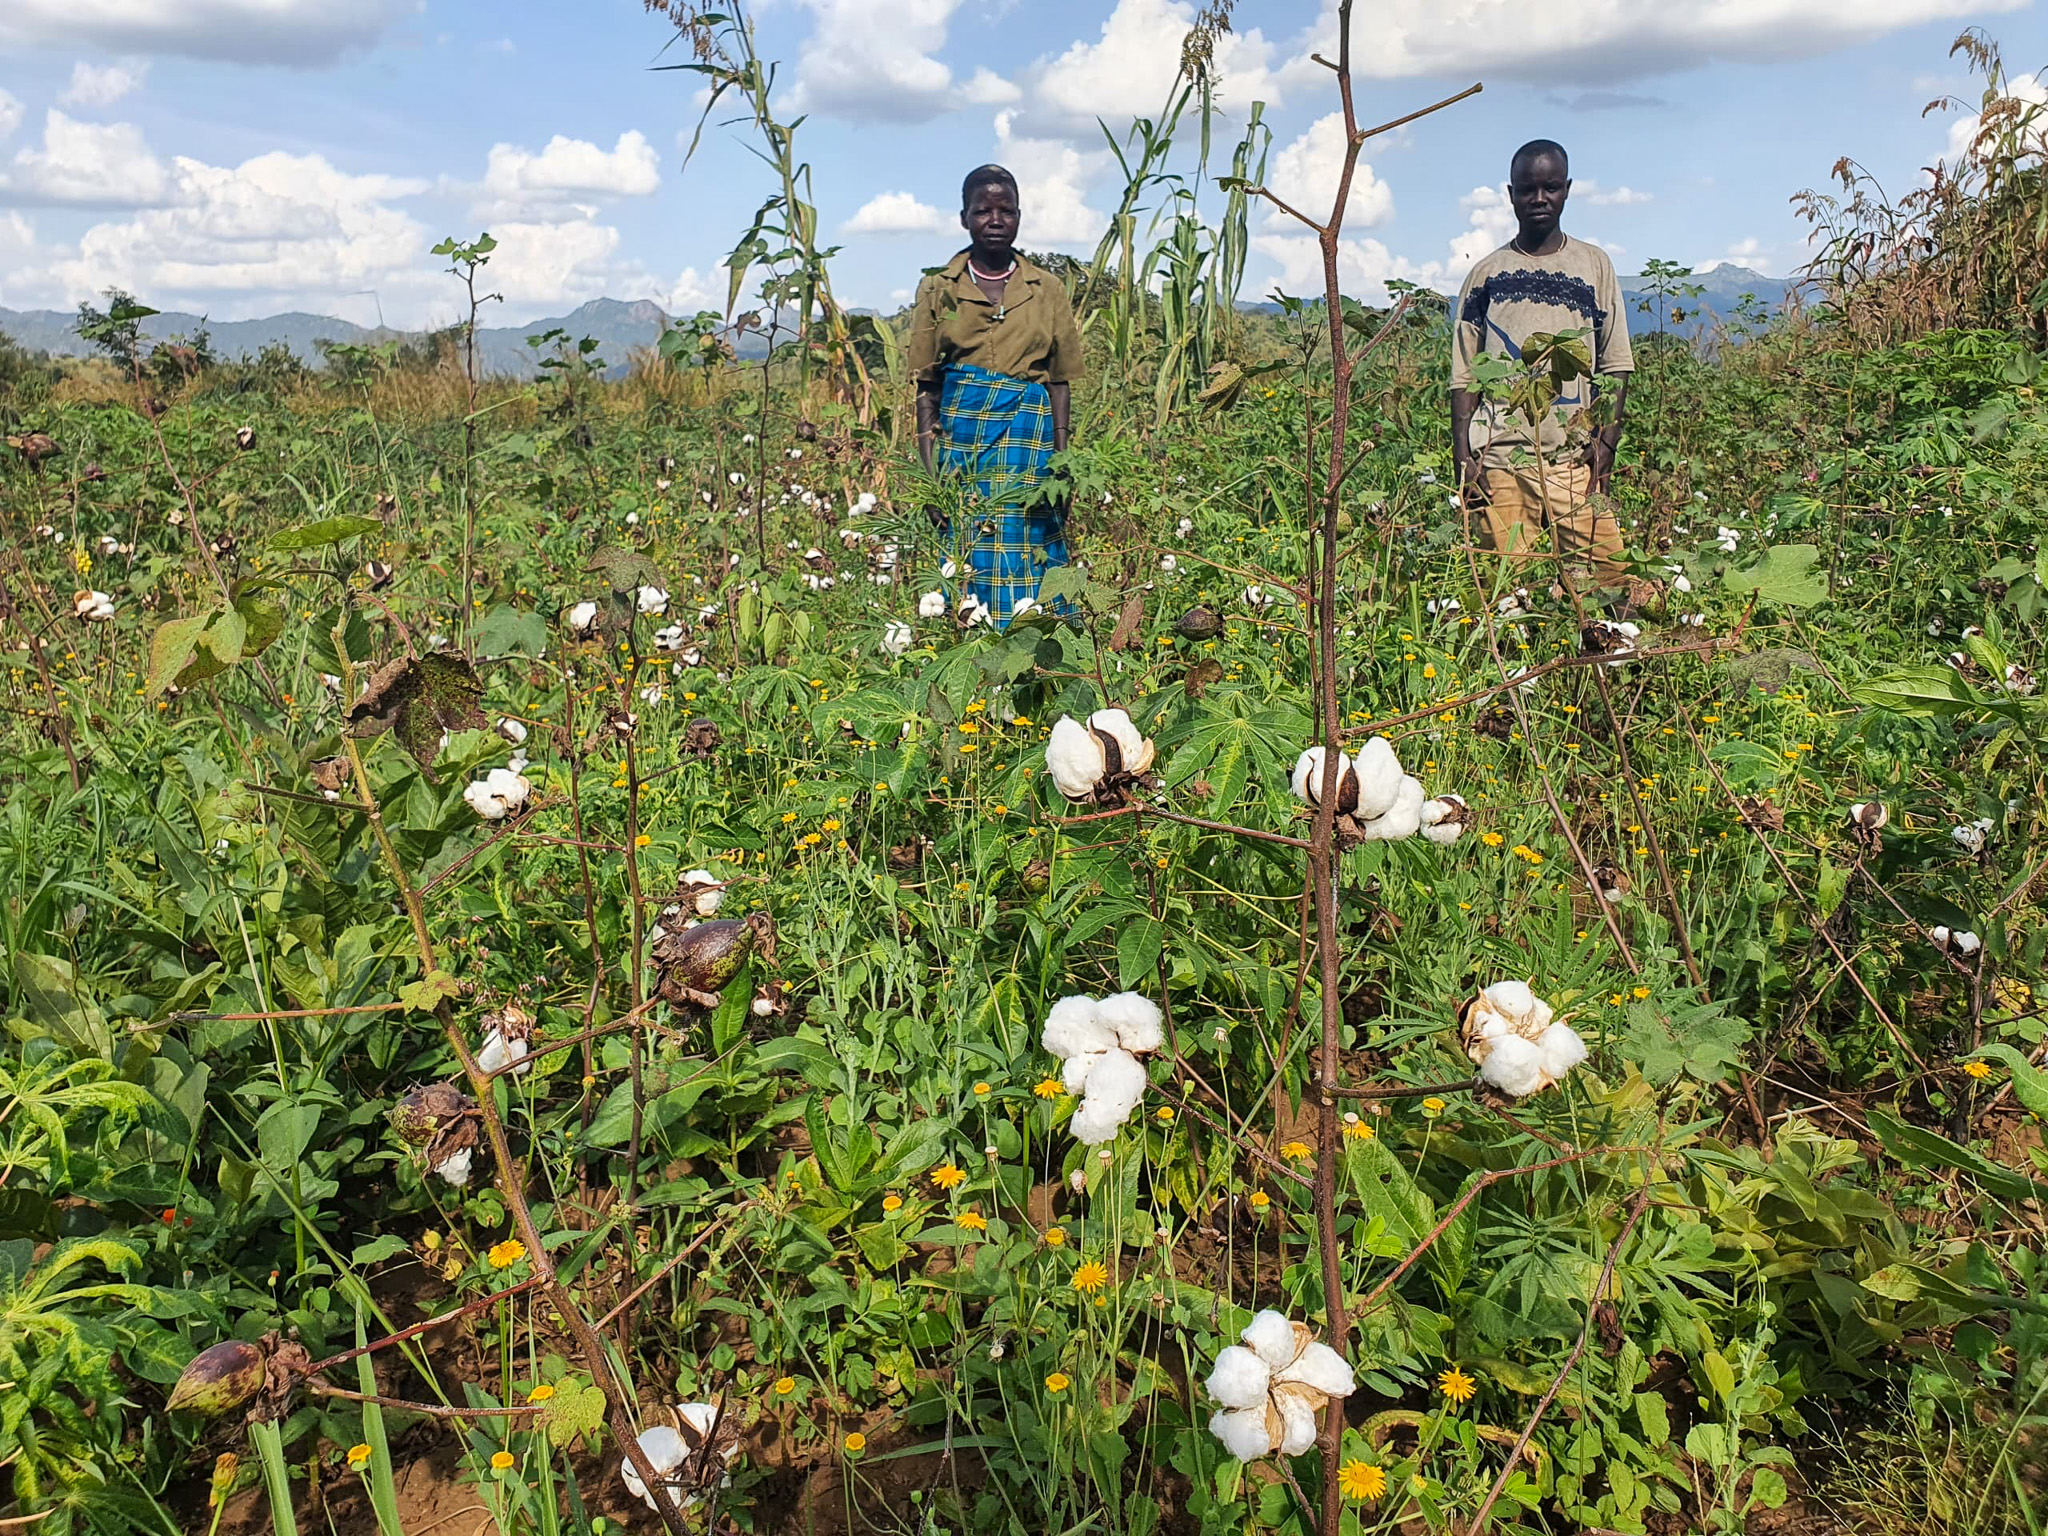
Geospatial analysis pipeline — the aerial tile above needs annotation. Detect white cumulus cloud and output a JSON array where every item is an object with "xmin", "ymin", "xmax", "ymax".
[
  {"xmin": 3, "ymin": 111, "xmax": 173, "ymax": 207},
  {"xmin": 477, "ymin": 131, "xmax": 661, "ymax": 220},
  {"xmin": 1028, "ymin": 0, "xmax": 1278, "ymax": 130},
  {"xmin": 790, "ymin": 0, "xmax": 983, "ymax": 123},
  {"xmin": 1284, "ymin": 0, "xmax": 2026, "ymax": 84},
  {"xmin": 0, "ymin": 0, "xmax": 401, "ymax": 66},
  {"xmin": 844, "ymin": 191, "xmax": 948, "ymax": 235},
  {"xmin": 1944, "ymin": 71, "xmax": 2048, "ymax": 163},
  {"xmin": 993, "ymin": 111, "xmax": 1108, "ymax": 249},
  {"xmin": 59, "ymin": 60, "xmax": 150, "ymax": 109},
  {"xmin": 1582, "ymin": 182, "xmax": 1652, "ymax": 206},
  {"xmin": 1447, "ymin": 184, "xmax": 1518, "ymax": 276},
  {"xmin": 0, "ymin": 92, "xmax": 22, "ymax": 144},
  {"xmin": 1265, "ymin": 112, "xmax": 1392, "ymax": 231}
]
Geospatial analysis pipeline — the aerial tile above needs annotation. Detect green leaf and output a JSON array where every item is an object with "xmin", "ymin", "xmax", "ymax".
[
  {"xmin": 1635, "ymin": 1390, "xmax": 1670, "ymax": 1447},
  {"xmin": 205, "ymin": 606, "xmax": 247, "ymax": 667},
  {"xmin": 1815, "ymin": 860, "xmax": 1849, "ymax": 921},
  {"xmin": 1868, "ymin": 1108, "xmax": 2048, "ymax": 1202},
  {"xmin": 350, "ymin": 1234, "xmax": 410, "ymax": 1266},
  {"xmin": 1852, "ymin": 665, "xmax": 1986, "ymax": 718},
  {"xmin": 345, "ymin": 654, "xmax": 488, "ymax": 779},
  {"xmin": 1117, "ymin": 916, "xmax": 1165, "ymax": 990},
  {"xmin": 585, "ymin": 545, "xmax": 664, "ymax": 594},
  {"xmin": 269, "ymin": 515, "xmax": 383, "ymax": 551},
  {"xmin": 399, "ymin": 969, "xmax": 460, "ymax": 1014},
  {"xmin": 754, "ymin": 1036, "xmax": 840, "ymax": 1089},
  {"xmin": 0, "ymin": 1188, "xmax": 59, "ymax": 1242},
  {"xmin": 1701, "ymin": 1349, "xmax": 1736, "ymax": 1407},
  {"xmin": 474, "ymin": 605, "xmax": 549, "ymax": 659},
  {"xmin": 1621, "ymin": 997, "xmax": 1751, "ymax": 1085},
  {"xmin": 146, "ymin": 612, "xmax": 211, "ymax": 699},
  {"xmin": 540, "ymin": 1377, "xmax": 607, "ymax": 1450},
  {"xmin": 1723, "ymin": 543, "xmax": 1824, "ymax": 607},
  {"xmin": 1747, "ymin": 1468, "xmax": 1789, "ymax": 1511},
  {"xmin": 1970, "ymin": 1045, "xmax": 2048, "ymax": 1120}
]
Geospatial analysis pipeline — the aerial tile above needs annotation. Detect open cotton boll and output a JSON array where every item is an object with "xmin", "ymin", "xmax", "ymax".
[
  {"xmin": 1420, "ymin": 793, "xmax": 1470, "ymax": 845},
  {"xmin": 621, "ymin": 1425, "xmax": 686, "ymax": 1511},
  {"xmin": 1062, "ymin": 1051, "xmax": 1103, "ymax": 1095},
  {"xmin": 880, "ymin": 620, "xmax": 914, "ymax": 656},
  {"xmin": 433, "ymin": 1147, "xmax": 473, "ymax": 1187},
  {"xmin": 568, "ymin": 601, "xmax": 600, "ymax": 635},
  {"xmin": 1205, "ymin": 1345, "xmax": 1272, "ymax": 1409},
  {"xmin": 1089, "ymin": 708, "xmax": 1156, "ymax": 775},
  {"xmin": 478, "ymin": 1029, "xmax": 530, "ymax": 1077},
  {"xmin": 1274, "ymin": 1341, "xmax": 1355, "ymax": 1399},
  {"xmin": 1081, "ymin": 1048, "xmax": 1148, "ymax": 1117},
  {"xmin": 1361, "ymin": 775, "xmax": 1425, "ymax": 841},
  {"xmin": 637, "ymin": 586, "xmax": 670, "ymax": 616},
  {"xmin": 1352, "ymin": 737, "xmax": 1405, "ymax": 820},
  {"xmin": 1536, "ymin": 1023, "xmax": 1588, "ymax": 1080},
  {"xmin": 1042, "ymin": 995, "xmax": 1115, "ymax": 1060},
  {"xmin": 1209, "ymin": 1405, "xmax": 1274, "ymax": 1461},
  {"xmin": 1241, "ymin": 1310, "xmax": 1300, "ymax": 1370},
  {"xmin": 1477, "ymin": 1034, "xmax": 1548, "ymax": 1098},
  {"xmin": 1274, "ymin": 1389, "xmax": 1320, "ymax": 1456},
  {"xmin": 679, "ymin": 869, "xmax": 724, "ymax": 918},
  {"xmin": 1481, "ymin": 979, "xmax": 1538, "ymax": 1021},
  {"xmin": 1290, "ymin": 746, "xmax": 1358, "ymax": 811},
  {"xmin": 1070, "ymin": 1096, "xmax": 1133, "ymax": 1144},
  {"xmin": 1046, "ymin": 717, "xmax": 1107, "ymax": 800},
  {"xmin": 1954, "ymin": 930, "xmax": 1983, "ymax": 955},
  {"xmin": 1097, "ymin": 992, "xmax": 1164, "ymax": 1054}
]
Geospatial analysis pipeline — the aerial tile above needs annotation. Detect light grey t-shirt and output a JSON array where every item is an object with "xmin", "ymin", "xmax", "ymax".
[{"xmin": 1451, "ymin": 236, "xmax": 1634, "ymax": 469}]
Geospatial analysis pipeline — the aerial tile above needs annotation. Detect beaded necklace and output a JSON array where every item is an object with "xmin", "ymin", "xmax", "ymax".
[{"xmin": 969, "ymin": 255, "xmax": 1017, "ymax": 320}]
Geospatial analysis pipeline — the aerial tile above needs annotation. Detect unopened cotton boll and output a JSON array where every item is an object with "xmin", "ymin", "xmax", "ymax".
[
  {"xmin": 1042, "ymin": 995, "xmax": 1116, "ymax": 1060},
  {"xmin": 1241, "ymin": 1310, "xmax": 1300, "ymax": 1370},
  {"xmin": 1477, "ymin": 1034, "xmax": 1548, "ymax": 1097},
  {"xmin": 1096, "ymin": 992, "xmax": 1164, "ymax": 1053},
  {"xmin": 1205, "ymin": 1345, "xmax": 1272, "ymax": 1409},
  {"xmin": 1352, "ymin": 736, "xmax": 1405, "ymax": 820},
  {"xmin": 1209, "ymin": 1406, "xmax": 1274, "ymax": 1461},
  {"xmin": 1536, "ymin": 1023, "xmax": 1588, "ymax": 1080}
]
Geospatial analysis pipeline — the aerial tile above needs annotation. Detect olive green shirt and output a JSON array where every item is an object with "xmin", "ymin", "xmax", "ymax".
[{"xmin": 907, "ymin": 251, "xmax": 1084, "ymax": 387}]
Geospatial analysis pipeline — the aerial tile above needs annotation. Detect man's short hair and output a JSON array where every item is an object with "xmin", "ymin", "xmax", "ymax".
[
  {"xmin": 961, "ymin": 164, "xmax": 1019, "ymax": 209},
  {"xmin": 1510, "ymin": 140, "xmax": 1569, "ymax": 180}
]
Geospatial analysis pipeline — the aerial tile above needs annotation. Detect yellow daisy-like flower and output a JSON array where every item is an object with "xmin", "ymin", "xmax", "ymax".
[
  {"xmin": 1631, "ymin": 985, "xmax": 1651, "ymax": 1000},
  {"xmin": 972, "ymin": 1082, "xmax": 991, "ymax": 1097},
  {"xmin": 1342, "ymin": 1117, "xmax": 1373, "ymax": 1140},
  {"xmin": 843, "ymin": 1433, "xmax": 867, "ymax": 1454},
  {"xmin": 1963, "ymin": 1060, "xmax": 1993, "ymax": 1080},
  {"xmin": 1072, "ymin": 1260, "xmax": 1109, "ymax": 1294},
  {"xmin": 1421, "ymin": 1097, "xmax": 1446, "ymax": 1117},
  {"xmin": 1338, "ymin": 1459, "xmax": 1387, "ymax": 1500},
  {"xmin": 1438, "ymin": 1366, "xmax": 1477, "ymax": 1405},
  {"xmin": 1156, "ymin": 1106, "xmax": 1174, "ymax": 1122},
  {"xmin": 958, "ymin": 1210, "xmax": 988, "ymax": 1232},
  {"xmin": 346, "ymin": 1444, "xmax": 372, "ymax": 1469},
  {"xmin": 929, "ymin": 1163, "xmax": 966, "ymax": 1191},
  {"xmin": 1033, "ymin": 1077, "xmax": 1064, "ymax": 1099},
  {"xmin": 1043, "ymin": 1225, "xmax": 1067, "ymax": 1247},
  {"xmin": 525, "ymin": 1384, "xmax": 555, "ymax": 1404},
  {"xmin": 487, "ymin": 1239, "xmax": 527, "ymax": 1270},
  {"xmin": 1480, "ymin": 831, "xmax": 1505, "ymax": 847},
  {"xmin": 882, "ymin": 1194, "xmax": 903, "ymax": 1213},
  {"xmin": 1249, "ymin": 1191, "xmax": 1271, "ymax": 1211},
  {"xmin": 774, "ymin": 1376, "xmax": 797, "ymax": 1396},
  {"xmin": 633, "ymin": 833, "xmax": 652, "ymax": 849},
  {"xmin": 822, "ymin": 818, "xmax": 841, "ymax": 832},
  {"xmin": 1280, "ymin": 1140, "xmax": 1312, "ymax": 1162},
  {"xmin": 490, "ymin": 1450, "xmax": 515, "ymax": 1471}
]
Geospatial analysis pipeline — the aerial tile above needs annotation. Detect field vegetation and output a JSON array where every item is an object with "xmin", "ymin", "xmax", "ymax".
[{"xmin": 0, "ymin": 7, "xmax": 2044, "ymax": 1535}]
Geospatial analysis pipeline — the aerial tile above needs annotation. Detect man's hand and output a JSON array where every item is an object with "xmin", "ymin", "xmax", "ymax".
[
  {"xmin": 1586, "ymin": 438, "xmax": 1616, "ymax": 494},
  {"xmin": 1457, "ymin": 459, "xmax": 1489, "ymax": 512}
]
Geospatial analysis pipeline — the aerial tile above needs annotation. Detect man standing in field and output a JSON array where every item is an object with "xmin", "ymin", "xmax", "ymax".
[{"xmin": 1450, "ymin": 139, "xmax": 1632, "ymax": 589}]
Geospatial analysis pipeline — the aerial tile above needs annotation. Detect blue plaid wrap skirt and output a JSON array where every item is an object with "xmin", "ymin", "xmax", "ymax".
[{"xmin": 936, "ymin": 362, "xmax": 1069, "ymax": 628}]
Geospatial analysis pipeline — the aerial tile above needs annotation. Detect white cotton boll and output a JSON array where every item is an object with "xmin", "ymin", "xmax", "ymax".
[
  {"xmin": 1062, "ymin": 1051, "xmax": 1103, "ymax": 1095},
  {"xmin": 1420, "ymin": 795, "xmax": 1467, "ymax": 846},
  {"xmin": 1205, "ymin": 1345, "xmax": 1272, "ymax": 1409},
  {"xmin": 433, "ymin": 1147, "xmax": 473, "ymax": 1187},
  {"xmin": 1481, "ymin": 979, "xmax": 1538, "ymax": 1022},
  {"xmin": 1952, "ymin": 823, "xmax": 1988, "ymax": 854},
  {"xmin": 1477, "ymin": 1034, "xmax": 1548, "ymax": 1098},
  {"xmin": 464, "ymin": 781, "xmax": 507, "ymax": 820},
  {"xmin": 498, "ymin": 717, "xmax": 528, "ymax": 745},
  {"xmin": 1275, "ymin": 1392, "xmax": 1320, "ymax": 1456},
  {"xmin": 680, "ymin": 869, "xmax": 724, "ymax": 918},
  {"xmin": 1954, "ymin": 930, "xmax": 1983, "ymax": 955},
  {"xmin": 1536, "ymin": 1023, "xmax": 1588, "ymax": 1080},
  {"xmin": 1291, "ymin": 746, "xmax": 1357, "ymax": 809},
  {"xmin": 1361, "ymin": 775, "xmax": 1425, "ymax": 841},
  {"xmin": 1088, "ymin": 709, "xmax": 1154, "ymax": 775},
  {"xmin": 1160, "ymin": 554, "xmax": 1178, "ymax": 572},
  {"xmin": 1080, "ymin": 1048, "xmax": 1148, "ymax": 1124},
  {"xmin": 568, "ymin": 601, "xmax": 600, "ymax": 635},
  {"xmin": 1353, "ymin": 736, "xmax": 1405, "ymax": 820},
  {"xmin": 637, "ymin": 586, "xmax": 669, "ymax": 616},
  {"xmin": 484, "ymin": 767, "xmax": 530, "ymax": 810},
  {"xmin": 881, "ymin": 620, "xmax": 914, "ymax": 656},
  {"xmin": 1209, "ymin": 1406, "xmax": 1273, "ymax": 1461},
  {"xmin": 1069, "ymin": 1096, "xmax": 1129, "ymax": 1144},
  {"xmin": 1241, "ymin": 1310, "xmax": 1300, "ymax": 1370},
  {"xmin": 478, "ymin": 1029, "xmax": 531, "ymax": 1077},
  {"xmin": 1275, "ymin": 1341, "xmax": 1355, "ymax": 1400},
  {"xmin": 1097, "ymin": 992, "xmax": 1164, "ymax": 1054},
  {"xmin": 1930, "ymin": 925, "xmax": 1952, "ymax": 946},
  {"xmin": 1042, "ymin": 995, "xmax": 1115, "ymax": 1060},
  {"xmin": 1046, "ymin": 717, "xmax": 1107, "ymax": 800},
  {"xmin": 622, "ymin": 1425, "xmax": 687, "ymax": 1511}
]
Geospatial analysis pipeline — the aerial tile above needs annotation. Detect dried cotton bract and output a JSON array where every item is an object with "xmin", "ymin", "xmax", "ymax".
[
  {"xmin": 1206, "ymin": 1310, "xmax": 1356, "ymax": 1460},
  {"xmin": 1459, "ymin": 981, "xmax": 1588, "ymax": 1099},
  {"xmin": 1041, "ymin": 992, "xmax": 1164, "ymax": 1143},
  {"xmin": 1046, "ymin": 709, "xmax": 1156, "ymax": 804}
]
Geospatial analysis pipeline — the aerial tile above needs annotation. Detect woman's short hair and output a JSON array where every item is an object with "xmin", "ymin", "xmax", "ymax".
[{"xmin": 961, "ymin": 164, "xmax": 1019, "ymax": 210}]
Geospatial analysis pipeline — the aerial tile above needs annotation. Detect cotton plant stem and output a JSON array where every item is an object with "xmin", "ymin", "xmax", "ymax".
[
  {"xmin": 307, "ymin": 1277, "xmax": 545, "ymax": 1375},
  {"xmin": 1462, "ymin": 1185, "xmax": 1654, "ymax": 1535},
  {"xmin": 307, "ymin": 1382, "xmax": 541, "ymax": 1419},
  {"xmin": 333, "ymin": 682, "xmax": 692, "ymax": 1536},
  {"xmin": 1589, "ymin": 662, "xmax": 1705, "ymax": 990}
]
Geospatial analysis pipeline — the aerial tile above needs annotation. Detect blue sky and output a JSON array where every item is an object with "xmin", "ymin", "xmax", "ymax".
[{"xmin": 0, "ymin": 0, "xmax": 2043, "ymax": 330}]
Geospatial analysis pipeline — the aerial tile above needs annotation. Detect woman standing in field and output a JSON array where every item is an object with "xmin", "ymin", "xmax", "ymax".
[{"xmin": 909, "ymin": 164, "xmax": 1085, "ymax": 628}]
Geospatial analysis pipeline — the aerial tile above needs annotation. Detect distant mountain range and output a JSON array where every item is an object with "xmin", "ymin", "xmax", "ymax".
[{"xmin": 0, "ymin": 267, "xmax": 1796, "ymax": 378}]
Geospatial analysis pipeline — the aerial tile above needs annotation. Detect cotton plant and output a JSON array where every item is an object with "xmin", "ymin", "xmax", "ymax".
[
  {"xmin": 1931, "ymin": 925, "xmax": 1983, "ymax": 956},
  {"xmin": 1041, "ymin": 992, "xmax": 1164, "ymax": 1144},
  {"xmin": 620, "ymin": 1405, "xmax": 738, "ymax": 1512},
  {"xmin": 72, "ymin": 589, "xmax": 116, "ymax": 621},
  {"xmin": 1206, "ymin": 1310, "xmax": 1356, "ymax": 1460},
  {"xmin": 1046, "ymin": 709, "xmax": 1156, "ymax": 804},
  {"xmin": 880, "ymin": 620, "xmax": 914, "ymax": 656},
  {"xmin": 1458, "ymin": 980, "xmax": 1588, "ymax": 1098},
  {"xmin": 1289, "ymin": 736, "xmax": 1462, "ymax": 844},
  {"xmin": 1952, "ymin": 816, "xmax": 1995, "ymax": 855},
  {"xmin": 463, "ymin": 766, "xmax": 531, "ymax": 821},
  {"xmin": 477, "ymin": 1003, "xmax": 534, "ymax": 1077},
  {"xmin": 636, "ymin": 585, "xmax": 669, "ymax": 617}
]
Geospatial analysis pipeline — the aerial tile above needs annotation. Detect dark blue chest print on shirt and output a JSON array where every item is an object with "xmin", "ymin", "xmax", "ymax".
[{"xmin": 1459, "ymin": 268, "xmax": 1606, "ymax": 362}]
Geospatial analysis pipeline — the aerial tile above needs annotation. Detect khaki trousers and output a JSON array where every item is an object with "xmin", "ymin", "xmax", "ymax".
[{"xmin": 1475, "ymin": 461, "xmax": 1624, "ymax": 586}]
